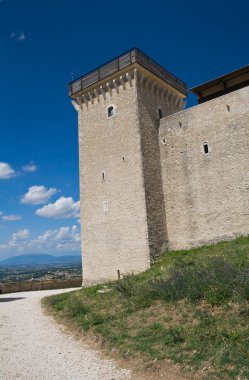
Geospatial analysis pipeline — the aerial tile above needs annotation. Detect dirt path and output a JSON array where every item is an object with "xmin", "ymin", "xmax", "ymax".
[{"xmin": 0, "ymin": 289, "xmax": 131, "ymax": 380}]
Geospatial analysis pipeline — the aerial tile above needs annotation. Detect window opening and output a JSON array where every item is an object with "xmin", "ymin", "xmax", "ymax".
[
  {"xmin": 107, "ymin": 106, "xmax": 114, "ymax": 118},
  {"xmin": 203, "ymin": 142, "xmax": 209, "ymax": 154},
  {"xmin": 162, "ymin": 138, "xmax": 166, "ymax": 145},
  {"xmin": 102, "ymin": 171, "xmax": 105, "ymax": 180},
  {"xmin": 158, "ymin": 108, "xmax": 163, "ymax": 119}
]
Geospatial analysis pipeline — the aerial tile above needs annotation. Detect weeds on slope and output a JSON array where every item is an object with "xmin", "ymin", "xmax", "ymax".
[{"xmin": 43, "ymin": 236, "xmax": 249, "ymax": 380}]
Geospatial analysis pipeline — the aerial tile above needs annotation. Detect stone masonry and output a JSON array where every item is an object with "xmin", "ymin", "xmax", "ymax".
[
  {"xmin": 159, "ymin": 85, "xmax": 249, "ymax": 250},
  {"xmin": 69, "ymin": 49, "xmax": 249, "ymax": 284}
]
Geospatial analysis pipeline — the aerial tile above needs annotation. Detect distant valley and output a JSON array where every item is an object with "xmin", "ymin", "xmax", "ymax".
[{"xmin": 0, "ymin": 254, "xmax": 82, "ymax": 267}]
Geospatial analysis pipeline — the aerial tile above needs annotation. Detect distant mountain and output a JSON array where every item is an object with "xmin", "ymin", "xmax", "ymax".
[{"xmin": 0, "ymin": 254, "xmax": 82, "ymax": 266}]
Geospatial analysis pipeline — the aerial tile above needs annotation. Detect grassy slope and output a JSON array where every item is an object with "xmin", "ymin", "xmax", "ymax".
[{"xmin": 43, "ymin": 236, "xmax": 249, "ymax": 379}]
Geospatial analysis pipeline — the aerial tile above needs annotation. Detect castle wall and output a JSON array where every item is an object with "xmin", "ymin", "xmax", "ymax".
[
  {"xmin": 159, "ymin": 86, "xmax": 249, "ymax": 250},
  {"xmin": 136, "ymin": 79, "xmax": 181, "ymax": 261},
  {"xmin": 78, "ymin": 76, "xmax": 151, "ymax": 284}
]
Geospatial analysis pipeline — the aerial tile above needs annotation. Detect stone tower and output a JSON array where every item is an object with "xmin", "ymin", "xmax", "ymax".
[{"xmin": 69, "ymin": 48, "xmax": 187, "ymax": 284}]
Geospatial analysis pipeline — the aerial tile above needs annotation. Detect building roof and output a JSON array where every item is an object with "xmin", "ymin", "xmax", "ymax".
[
  {"xmin": 191, "ymin": 65, "xmax": 249, "ymax": 103},
  {"xmin": 68, "ymin": 48, "xmax": 187, "ymax": 98}
]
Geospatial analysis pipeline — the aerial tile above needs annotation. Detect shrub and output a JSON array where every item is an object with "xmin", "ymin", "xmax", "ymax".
[
  {"xmin": 151, "ymin": 257, "xmax": 247, "ymax": 306},
  {"xmin": 114, "ymin": 275, "xmax": 137, "ymax": 297},
  {"xmin": 65, "ymin": 296, "xmax": 90, "ymax": 318},
  {"xmin": 43, "ymin": 292, "xmax": 69, "ymax": 311}
]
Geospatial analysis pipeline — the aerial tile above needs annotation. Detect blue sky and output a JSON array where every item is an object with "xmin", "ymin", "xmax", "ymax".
[{"xmin": 0, "ymin": 0, "xmax": 248, "ymax": 260}]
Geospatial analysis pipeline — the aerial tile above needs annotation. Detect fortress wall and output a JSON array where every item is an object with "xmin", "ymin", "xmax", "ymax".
[
  {"xmin": 137, "ymin": 81, "xmax": 182, "ymax": 261},
  {"xmin": 159, "ymin": 86, "xmax": 249, "ymax": 250},
  {"xmin": 78, "ymin": 76, "xmax": 150, "ymax": 284},
  {"xmin": 0, "ymin": 279, "xmax": 82, "ymax": 294}
]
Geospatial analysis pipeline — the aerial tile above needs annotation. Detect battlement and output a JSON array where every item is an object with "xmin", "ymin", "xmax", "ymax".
[{"xmin": 68, "ymin": 48, "xmax": 187, "ymax": 99}]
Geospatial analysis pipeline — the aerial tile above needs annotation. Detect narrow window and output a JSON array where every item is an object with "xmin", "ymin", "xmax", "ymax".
[
  {"xmin": 158, "ymin": 108, "xmax": 163, "ymax": 119},
  {"xmin": 226, "ymin": 105, "xmax": 230, "ymax": 111},
  {"xmin": 102, "ymin": 201, "xmax": 108, "ymax": 212},
  {"xmin": 107, "ymin": 106, "xmax": 114, "ymax": 118},
  {"xmin": 203, "ymin": 142, "xmax": 209, "ymax": 154},
  {"xmin": 102, "ymin": 171, "xmax": 105, "ymax": 180},
  {"xmin": 162, "ymin": 138, "xmax": 166, "ymax": 145},
  {"xmin": 179, "ymin": 122, "xmax": 182, "ymax": 127}
]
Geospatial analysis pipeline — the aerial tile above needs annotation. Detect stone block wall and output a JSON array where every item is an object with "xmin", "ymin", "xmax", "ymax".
[
  {"xmin": 0, "ymin": 279, "xmax": 82, "ymax": 294},
  {"xmin": 159, "ymin": 86, "xmax": 249, "ymax": 250},
  {"xmin": 136, "ymin": 74, "xmax": 184, "ymax": 261},
  {"xmin": 78, "ymin": 72, "xmax": 151, "ymax": 284}
]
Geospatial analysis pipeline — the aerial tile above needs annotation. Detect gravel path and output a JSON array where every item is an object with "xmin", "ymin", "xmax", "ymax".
[{"xmin": 0, "ymin": 289, "xmax": 131, "ymax": 380}]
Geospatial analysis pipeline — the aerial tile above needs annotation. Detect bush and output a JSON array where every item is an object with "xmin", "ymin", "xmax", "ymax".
[
  {"xmin": 151, "ymin": 257, "xmax": 247, "ymax": 306},
  {"xmin": 66, "ymin": 296, "xmax": 90, "ymax": 318},
  {"xmin": 114, "ymin": 275, "xmax": 137, "ymax": 297},
  {"xmin": 43, "ymin": 292, "xmax": 69, "ymax": 311}
]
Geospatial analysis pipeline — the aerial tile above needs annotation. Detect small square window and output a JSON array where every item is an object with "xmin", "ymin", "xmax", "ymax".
[
  {"xmin": 203, "ymin": 142, "xmax": 209, "ymax": 154},
  {"xmin": 107, "ymin": 106, "xmax": 115, "ymax": 118}
]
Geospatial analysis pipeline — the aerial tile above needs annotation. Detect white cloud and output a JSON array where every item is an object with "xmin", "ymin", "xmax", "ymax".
[
  {"xmin": 10, "ymin": 31, "xmax": 26, "ymax": 42},
  {"xmin": 55, "ymin": 227, "xmax": 72, "ymax": 241},
  {"xmin": 0, "ymin": 162, "xmax": 15, "ymax": 179},
  {"xmin": 0, "ymin": 226, "xmax": 81, "ymax": 258},
  {"xmin": 36, "ymin": 197, "xmax": 80, "ymax": 219},
  {"xmin": 22, "ymin": 163, "xmax": 37, "ymax": 173},
  {"xmin": 2, "ymin": 214, "xmax": 22, "ymax": 222},
  {"xmin": 55, "ymin": 225, "xmax": 81, "ymax": 242},
  {"xmin": 12, "ymin": 229, "xmax": 29, "ymax": 241},
  {"xmin": 21, "ymin": 186, "xmax": 59, "ymax": 205},
  {"xmin": 37, "ymin": 225, "xmax": 81, "ymax": 251}
]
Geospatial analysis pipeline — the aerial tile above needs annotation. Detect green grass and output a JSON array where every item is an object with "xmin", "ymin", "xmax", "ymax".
[{"xmin": 43, "ymin": 236, "xmax": 249, "ymax": 379}]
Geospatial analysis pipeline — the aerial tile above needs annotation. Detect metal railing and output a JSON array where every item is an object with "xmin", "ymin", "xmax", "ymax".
[{"xmin": 68, "ymin": 48, "xmax": 187, "ymax": 97}]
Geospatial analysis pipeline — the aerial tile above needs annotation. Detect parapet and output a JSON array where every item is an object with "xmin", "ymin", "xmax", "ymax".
[{"xmin": 68, "ymin": 48, "xmax": 187, "ymax": 99}]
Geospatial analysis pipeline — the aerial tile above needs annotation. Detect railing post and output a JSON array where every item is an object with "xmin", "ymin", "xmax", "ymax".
[{"xmin": 135, "ymin": 48, "xmax": 138, "ymax": 63}]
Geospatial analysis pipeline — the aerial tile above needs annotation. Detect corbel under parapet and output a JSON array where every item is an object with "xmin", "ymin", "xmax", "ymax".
[
  {"xmin": 113, "ymin": 79, "xmax": 119, "ymax": 93},
  {"xmin": 82, "ymin": 94, "xmax": 89, "ymax": 107},
  {"xmin": 88, "ymin": 91, "xmax": 95, "ymax": 104},
  {"xmin": 72, "ymin": 70, "xmax": 135, "ymax": 107},
  {"xmin": 100, "ymin": 85, "xmax": 106, "ymax": 100},
  {"xmin": 126, "ymin": 72, "xmax": 133, "ymax": 87},
  {"xmin": 106, "ymin": 82, "xmax": 112, "ymax": 96},
  {"xmin": 71, "ymin": 99, "xmax": 80, "ymax": 112},
  {"xmin": 119, "ymin": 75, "xmax": 126, "ymax": 89},
  {"xmin": 94, "ymin": 88, "xmax": 100, "ymax": 101}
]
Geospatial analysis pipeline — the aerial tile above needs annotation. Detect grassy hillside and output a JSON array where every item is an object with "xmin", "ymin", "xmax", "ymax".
[{"xmin": 43, "ymin": 236, "xmax": 249, "ymax": 379}]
